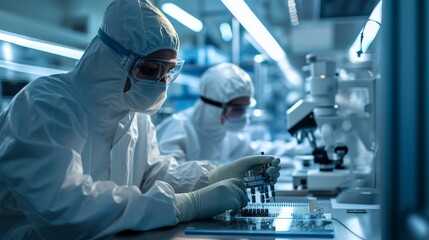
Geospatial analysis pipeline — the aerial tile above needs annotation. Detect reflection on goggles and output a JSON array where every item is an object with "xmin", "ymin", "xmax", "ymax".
[
  {"xmin": 131, "ymin": 57, "xmax": 184, "ymax": 84},
  {"xmin": 224, "ymin": 104, "xmax": 250, "ymax": 119},
  {"xmin": 199, "ymin": 96, "xmax": 252, "ymax": 119},
  {"xmin": 97, "ymin": 28, "xmax": 184, "ymax": 84}
]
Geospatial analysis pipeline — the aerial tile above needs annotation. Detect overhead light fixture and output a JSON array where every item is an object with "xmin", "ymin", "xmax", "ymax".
[
  {"xmin": 349, "ymin": 1, "xmax": 382, "ymax": 62},
  {"xmin": 221, "ymin": 0, "xmax": 302, "ymax": 87},
  {"xmin": 221, "ymin": 0, "xmax": 285, "ymax": 61},
  {"xmin": 2, "ymin": 42, "xmax": 13, "ymax": 61},
  {"xmin": 288, "ymin": 0, "xmax": 299, "ymax": 26},
  {"xmin": 0, "ymin": 60, "xmax": 69, "ymax": 76},
  {"xmin": 219, "ymin": 22, "xmax": 233, "ymax": 41},
  {"xmin": 161, "ymin": 3, "xmax": 203, "ymax": 32},
  {"xmin": 0, "ymin": 30, "xmax": 84, "ymax": 60}
]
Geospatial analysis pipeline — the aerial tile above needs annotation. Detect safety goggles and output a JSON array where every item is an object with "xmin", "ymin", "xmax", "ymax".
[
  {"xmin": 98, "ymin": 28, "xmax": 184, "ymax": 84},
  {"xmin": 131, "ymin": 57, "xmax": 184, "ymax": 83},
  {"xmin": 200, "ymin": 96, "xmax": 251, "ymax": 119},
  {"xmin": 223, "ymin": 104, "xmax": 250, "ymax": 119}
]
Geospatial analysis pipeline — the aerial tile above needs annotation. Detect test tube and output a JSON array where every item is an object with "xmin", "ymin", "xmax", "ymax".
[
  {"xmin": 270, "ymin": 184, "xmax": 276, "ymax": 202},
  {"xmin": 259, "ymin": 186, "xmax": 265, "ymax": 203},
  {"xmin": 251, "ymin": 187, "xmax": 256, "ymax": 203},
  {"xmin": 264, "ymin": 185, "xmax": 270, "ymax": 203}
]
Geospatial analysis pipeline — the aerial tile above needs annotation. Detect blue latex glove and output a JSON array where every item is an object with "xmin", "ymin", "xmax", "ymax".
[
  {"xmin": 174, "ymin": 178, "xmax": 249, "ymax": 222},
  {"xmin": 208, "ymin": 155, "xmax": 281, "ymax": 185}
]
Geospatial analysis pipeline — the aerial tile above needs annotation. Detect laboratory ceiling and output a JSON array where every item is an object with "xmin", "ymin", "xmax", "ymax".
[{"xmin": 0, "ymin": 0, "xmax": 377, "ymax": 82}]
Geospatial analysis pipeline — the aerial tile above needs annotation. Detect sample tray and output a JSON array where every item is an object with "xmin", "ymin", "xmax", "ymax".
[{"xmin": 185, "ymin": 202, "xmax": 334, "ymax": 238}]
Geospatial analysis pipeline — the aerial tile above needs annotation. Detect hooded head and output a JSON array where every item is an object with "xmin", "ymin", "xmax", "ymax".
[
  {"xmin": 103, "ymin": 0, "xmax": 181, "ymax": 113},
  {"xmin": 102, "ymin": 0, "xmax": 179, "ymax": 57},
  {"xmin": 192, "ymin": 63, "xmax": 254, "ymax": 138},
  {"xmin": 69, "ymin": 0, "xmax": 180, "ymax": 119},
  {"xmin": 200, "ymin": 63, "xmax": 254, "ymax": 103}
]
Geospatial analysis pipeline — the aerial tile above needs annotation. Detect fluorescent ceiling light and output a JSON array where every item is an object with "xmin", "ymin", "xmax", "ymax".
[
  {"xmin": 277, "ymin": 59, "xmax": 302, "ymax": 87},
  {"xmin": 161, "ymin": 3, "xmax": 203, "ymax": 32},
  {"xmin": 0, "ymin": 30, "xmax": 83, "ymax": 60},
  {"xmin": 221, "ymin": 0, "xmax": 285, "ymax": 61},
  {"xmin": 243, "ymin": 33, "xmax": 267, "ymax": 59},
  {"xmin": 219, "ymin": 23, "xmax": 233, "ymax": 41},
  {"xmin": 2, "ymin": 42, "xmax": 13, "ymax": 61},
  {"xmin": 221, "ymin": 0, "xmax": 302, "ymax": 87},
  {"xmin": 0, "ymin": 60, "xmax": 68, "ymax": 76},
  {"xmin": 349, "ymin": 1, "xmax": 382, "ymax": 62}
]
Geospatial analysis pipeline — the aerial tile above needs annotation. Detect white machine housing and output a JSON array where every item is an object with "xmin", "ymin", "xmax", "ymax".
[{"xmin": 287, "ymin": 54, "xmax": 375, "ymax": 192}]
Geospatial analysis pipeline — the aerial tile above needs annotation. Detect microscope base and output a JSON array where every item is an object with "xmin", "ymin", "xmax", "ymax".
[
  {"xmin": 292, "ymin": 168, "xmax": 350, "ymax": 191},
  {"xmin": 336, "ymin": 187, "xmax": 379, "ymax": 204},
  {"xmin": 307, "ymin": 169, "xmax": 350, "ymax": 190}
]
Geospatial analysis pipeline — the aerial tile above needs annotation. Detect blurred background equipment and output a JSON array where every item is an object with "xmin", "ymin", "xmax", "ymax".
[
  {"xmin": 0, "ymin": 0, "xmax": 381, "ymax": 205},
  {"xmin": 0, "ymin": 0, "xmax": 381, "ymax": 198},
  {"xmin": 0, "ymin": 0, "xmax": 379, "ymax": 140},
  {"xmin": 286, "ymin": 54, "xmax": 377, "ymax": 204}
]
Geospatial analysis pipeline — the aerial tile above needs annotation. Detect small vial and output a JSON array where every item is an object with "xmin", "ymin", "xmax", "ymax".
[
  {"xmin": 270, "ymin": 184, "xmax": 276, "ymax": 202},
  {"xmin": 251, "ymin": 187, "xmax": 256, "ymax": 203},
  {"xmin": 258, "ymin": 186, "xmax": 265, "ymax": 203},
  {"xmin": 260, "ymin": 192, "xmax": 265, "ymax": 203},
  {"xmin": 264, "ymin": 186, "xmax": 270, "ymax": 203}
]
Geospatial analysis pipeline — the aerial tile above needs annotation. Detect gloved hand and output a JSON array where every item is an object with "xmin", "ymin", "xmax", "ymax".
[
  {"xmin": 174, "ymin": 178, "xmax": 249, "ymax": 222},
  {"xmin": 208, "ymin": 155, "xmax": 281, "ymax": 185}
]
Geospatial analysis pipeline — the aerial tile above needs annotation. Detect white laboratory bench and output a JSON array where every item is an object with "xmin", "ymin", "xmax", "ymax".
[
  {"xmin": 108, "ymin": 196, "xmax": 380, "ymax": 240},
  {"xmin": 108, "ymin": 163, "xmax": 380, "ymax": 240}
]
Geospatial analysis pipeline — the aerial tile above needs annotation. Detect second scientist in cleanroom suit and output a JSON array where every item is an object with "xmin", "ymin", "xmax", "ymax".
[
  {"xmin": 0, "ymin": 0, "xmax": 280, "ymax": 239},
  {"xmin": 157, "ymin": 63, "xmax": 257, "ymax": 163},
  {"xmin": 156, "ymin": 63, "xmax": 304, "ymax": 163}
]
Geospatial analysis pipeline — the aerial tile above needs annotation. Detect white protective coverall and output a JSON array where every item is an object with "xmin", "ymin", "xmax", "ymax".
[
  {"xmin": 156, "ymin": 63, "xmax": 257, "ymax": 163},
  {"xmin": 0, "ymin": 0, "xmax": 219, "ymax": 239}
]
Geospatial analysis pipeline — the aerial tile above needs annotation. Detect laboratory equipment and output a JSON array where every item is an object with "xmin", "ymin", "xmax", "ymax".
[
  {"xmin": 185, "ymin": 201, "xmax": 334, "ymax": 237},
  {"xmin": 286, "ymin": 54, "xmax": 376, "ymax": 195},
  {"xmin": 243, "ymin": 152, "xmax": 276, "ymax": 203}
]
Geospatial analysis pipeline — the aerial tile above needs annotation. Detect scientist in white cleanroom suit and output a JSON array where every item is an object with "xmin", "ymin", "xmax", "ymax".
[
  {"xmin": 156, "ymin": 62, "xmax": 305, "ymax": 163},
  {"xmin": 156, "ymin": 63, "xmax": 257, "ymax": 163},
  {"xmin": 0, "ymin": 0, "xmax": 280, "ymax": 239}
]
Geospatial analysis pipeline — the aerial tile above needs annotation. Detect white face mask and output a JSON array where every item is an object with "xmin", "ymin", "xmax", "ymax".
[
  {"xmin": 124, "ymin": 77, "xmax": 167, "ymax": 114},
  {"xmin": 224, "ymin": 115, "xmax": 249, "ymax": 132}
]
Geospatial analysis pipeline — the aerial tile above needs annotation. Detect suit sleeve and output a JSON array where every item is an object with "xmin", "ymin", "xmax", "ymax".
[{"xmin": 0, "ymin": 91, "xmax": 180, "ymax": 239}]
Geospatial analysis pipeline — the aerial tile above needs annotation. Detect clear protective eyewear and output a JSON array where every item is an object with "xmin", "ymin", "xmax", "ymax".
[
  {"xmin": 131, "ymin": 57, "xmax": 184, "ymax": 84},
  {"xmin": 223, "ymin": 104, "xmax": 251, "ymax": 119},
  {"xmin": 97, "ymin": 28, "xmax": 184, "ymax": 84},
  {"xmin": 200, "ymin": 96, "xmax": 252, "ymax": 119}
]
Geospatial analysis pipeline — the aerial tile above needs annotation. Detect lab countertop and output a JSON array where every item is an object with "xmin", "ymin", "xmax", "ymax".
[
  {"xmin": 108, "ymin": 197, "xmax": 381, "ymax": 240},
  {"xmin": 109, "ymin": 165, "xmax": 380, "ymax": 239}
]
